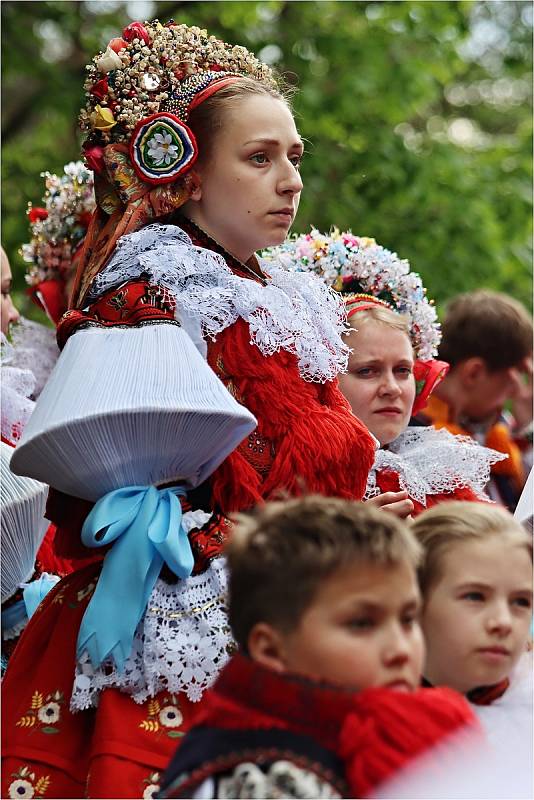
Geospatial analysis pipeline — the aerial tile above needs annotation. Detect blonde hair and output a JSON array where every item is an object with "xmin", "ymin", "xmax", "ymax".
[
  {"xmin": 226, "ymin": 495, "xmax": 421, "ymax": 650},
  {"xmin": 347, "ymin": 304, "xmax": 411, "ymax": 337},
  {"xmin": 412, "ymin": 501, "xmax": 532, "ymax": 596}
]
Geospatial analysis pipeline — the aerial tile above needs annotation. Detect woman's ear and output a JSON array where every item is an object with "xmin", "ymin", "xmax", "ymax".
[
  {"xmin": 188, "ymin": 169, "xmax": 202, "ymax": 201},
  {"xmin": 247, "ymin": 622, "xmax": 288, "ymax": 673}
]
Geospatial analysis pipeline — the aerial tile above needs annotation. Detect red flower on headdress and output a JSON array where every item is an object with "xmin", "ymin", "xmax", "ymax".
[
  {"xmin": 83, "ymin": 144, "xmax": 106, "ymax": 175},
  {"xmin": 109, "ymin": 37, "xmax": 128, "ymax": 53},
  {"xmin": 28, "ymin": 207, "xmax": 48, "ymax": 223},
  {"xmin": 122, "ymin": 22, "xmax": 151, "ymax": 45},
  {"xmin": 90, "ymin": 77, "xmax": 109, "ymax": 100}
]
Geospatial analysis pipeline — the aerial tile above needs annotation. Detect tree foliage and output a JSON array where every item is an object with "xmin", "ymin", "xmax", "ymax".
[{"xmin": 2, "ymin": 0, "xmax": 531, "ymax": 320}]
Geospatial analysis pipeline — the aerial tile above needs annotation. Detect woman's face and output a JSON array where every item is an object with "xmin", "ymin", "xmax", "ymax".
[
  {"xmin": 184, "ymin": 94, "xmax": 303, "ymax": 262},
  {"xmin": 1, "ymin": 247, "xmax": 20, "ymax": 337},
  {"xmin": 338, "ymin": 320, "xmax": 416, "ymax": 446}
]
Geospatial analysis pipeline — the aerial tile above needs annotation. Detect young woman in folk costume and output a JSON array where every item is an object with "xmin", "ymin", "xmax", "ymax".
[
  {"xmin": 265, "ymin": 230, "xmax": 505, "ymax": 517},
  {"xmin": 2, "ymin": 21, "xmax": 375, "ymax": 800},
  {"xmin": 22, "ymin": 161, "xmax": 96, "ymax": 326}
]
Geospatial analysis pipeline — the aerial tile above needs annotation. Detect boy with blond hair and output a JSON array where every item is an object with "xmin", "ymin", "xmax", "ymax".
[
  {"xmin": 413, "ymin": 501, "xmax": 532, "ymax": 767},
  {"xmin": 160, "ymin": 497, "xmax": 476, "ymax": 799}
]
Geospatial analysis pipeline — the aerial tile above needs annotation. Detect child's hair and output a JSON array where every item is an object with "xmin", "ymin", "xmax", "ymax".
[
  {"xmin": 438, "ymin": 290, "xmax": 532, "ymax": 371},
  {"xmin": 346, "ymin": 304, "xmax": 412, "ymax": 339},
  {"xmin": 412, "ymin": 501, "xmax": 533, "ymax": 596},
  {"xmin": 226, "ymin": 495, "xmax": 421, "ymax": 650},
  {"xmin": 188, "ymin": 76, "xmax": 294, "ymax": 165}
]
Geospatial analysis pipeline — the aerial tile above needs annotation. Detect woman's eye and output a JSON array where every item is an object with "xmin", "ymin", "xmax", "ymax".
[
  {"xmin": 356, "ymin": 367, "xmax": 374, "ymax": 377},
  {"xmin": 250, "ymin": 153, "xmax": 268, "ymax": 164},
  {"xmin": 401, "ymin": 614, "xmax": 417, "ymax": 628},
  {"xmin": 396, "ymin": 367, "xmax": 413, "ymax": 376},
  {"xmin": 290, "ymin": 154, "xmax": 302, "ymax": 168}
]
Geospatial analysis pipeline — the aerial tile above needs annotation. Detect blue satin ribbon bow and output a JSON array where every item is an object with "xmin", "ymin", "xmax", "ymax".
[{"xmin": 76, "ymin": 485, "xmax": 194, "ymax": 672}]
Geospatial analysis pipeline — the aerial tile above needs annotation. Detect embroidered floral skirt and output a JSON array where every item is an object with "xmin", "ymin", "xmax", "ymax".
[{"xmin": 2, "ymin": 563, "xmax": 200, "ymax": 799}]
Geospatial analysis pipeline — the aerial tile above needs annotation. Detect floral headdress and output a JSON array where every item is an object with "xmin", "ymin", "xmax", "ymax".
[
  {"xmin": 71, "ymin": 20, "xmax": 277, "ymax": 306},
  {"xmin": 20, "ymin": 162, "xmax": 95, "ymax": 324},
  {"xmin": 264, "ymin": 228, "xmax": 441, "ymax": 361},
  {"xmin": 264, "ymin": 229, "xmax": 448, "ymax": 413}
]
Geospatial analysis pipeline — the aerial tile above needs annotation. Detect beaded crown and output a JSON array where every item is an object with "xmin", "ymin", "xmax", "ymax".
[
  {"xmin": 79, "ymin": 20, "xmax": 277, "ymax": 185},
  {"xmin": 263, "ymin": 228, "xmax": 441, "ymax": 361},
  {"xmin": 21, "ymin": 161, "xmax": 95, "ymax": 288}
]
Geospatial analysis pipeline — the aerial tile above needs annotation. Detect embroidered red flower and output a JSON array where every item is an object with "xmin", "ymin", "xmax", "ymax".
[
  {"xmin": 123, "ymin": 22, "xmax": 151, "ymax": 45},
  {"xmin": 28, "ymin": 207, "xmax": 48, "ymax": 223}
]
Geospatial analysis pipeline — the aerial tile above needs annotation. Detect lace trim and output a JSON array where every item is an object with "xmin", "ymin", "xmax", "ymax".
[
  {"xmin": 86, "ymin": 224, "xmax": 349, "ymax": 383},
  {"xmin": 71, "ymin": 553, "xmax": 231, "ymax": 711},
  {"xmin": 7, "ymin": 318, "xmax": 59, "ymax": 397},
  {"xmin": 365, "ymin": 427, "xmax": 508, "ymax": 505}
]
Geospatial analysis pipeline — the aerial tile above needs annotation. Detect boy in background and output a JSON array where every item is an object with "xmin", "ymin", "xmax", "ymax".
[
  {"xmin": 416, "ymin": 290, "xmax": 532, "ymax": 510},
  {"xmin": 159, "ymin": 497, "xmax": 476, "ymax": 799}
]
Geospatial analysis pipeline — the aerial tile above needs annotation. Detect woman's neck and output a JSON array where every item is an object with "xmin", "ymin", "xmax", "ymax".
[{"xmin": 178, "ymin": 216, "xmax": 267, "ymax": 285}]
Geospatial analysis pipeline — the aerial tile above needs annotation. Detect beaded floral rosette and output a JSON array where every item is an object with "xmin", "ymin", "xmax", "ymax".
[
  {"xmin": 21, "ymin": 161, "xmax": 95, "ymax": 289},
  {"xmin": 263, "ymin": 228, "xmax": 441, "ymax": 361},
  {"xmin": 79, "ymin": 20, "xmax": 276, "ymax": 184}
]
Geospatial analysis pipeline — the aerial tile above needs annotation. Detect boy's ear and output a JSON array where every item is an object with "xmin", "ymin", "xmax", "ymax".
[
  {"xmin": 248, "ymin": 622, "xmax": 288, "ymax": 673},
  {"xmin": 458, "ymin": 357, "xmax": 487, "ymax": 386}
]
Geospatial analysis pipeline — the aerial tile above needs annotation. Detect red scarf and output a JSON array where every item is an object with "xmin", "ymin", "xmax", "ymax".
[{"xmin": 165, "ymin": 654, "xmax": 479, "ymax": 798}]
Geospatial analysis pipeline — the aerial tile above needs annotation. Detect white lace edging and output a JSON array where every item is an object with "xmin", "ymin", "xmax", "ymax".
[
  {"xmin": 365, "ymin": 426, "xmax": 508, "ymax": 505},
  {"xmin": 7, "ymin": 318, "xmax": 59, "ymax": 397},
  {"xmin": 86, "ymin": 224, "xmax": 349, "ymax": 383},
  {"xmin": 70, "ymin": 554, "xmax": 232, "ymax": 711}
]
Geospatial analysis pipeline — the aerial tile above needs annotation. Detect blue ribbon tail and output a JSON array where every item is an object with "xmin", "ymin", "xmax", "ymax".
[
  {"xmin": 22, "ymin": 573, "xmax": 61, "ymax": 619},
  {"xmin": 76, "ymin": 485, "xmax": 194, "ymax": 672}
]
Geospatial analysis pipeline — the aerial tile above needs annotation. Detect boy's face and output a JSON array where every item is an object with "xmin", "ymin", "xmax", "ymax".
[
  {"xmin": 277, "ymin": 560, "xmax": 424, "ymax": 692},
  {"xmin": 421, "ymin": 535, "xmax": 533, "ymax": 694},
  {"xmin": 462, "ymin": 361, "xmax": 522, "ymax": 421}
]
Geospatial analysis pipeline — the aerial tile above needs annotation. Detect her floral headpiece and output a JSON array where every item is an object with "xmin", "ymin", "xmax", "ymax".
[
  {"xmin": 20, "ymin": 162, "xmax": 95, "ymax": 324},
  {"xmin": 71, "ymin": 20, "xmax": 277, "ymax": 307},
  {"xmin": 80, "ymin": 20, "xmax": 276, "ymax": 186},
  {"xmin": 264, "ymin": 228, "xmax": 441, "ymax": 361}
]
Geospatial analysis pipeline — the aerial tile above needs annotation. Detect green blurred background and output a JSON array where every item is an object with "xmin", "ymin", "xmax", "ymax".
[{"xmin": 1, "ymin": 0, "xmax": 532, "ymax": 323}]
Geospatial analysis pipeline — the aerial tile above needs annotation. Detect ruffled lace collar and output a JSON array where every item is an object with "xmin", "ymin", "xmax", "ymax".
[
  {"xmin": 365, "ymin": 426, "xmax": 507, "ymax": 505},
  {"xmin": 86, "ymin": 223, "xmax": 350, "ymax": 383}
]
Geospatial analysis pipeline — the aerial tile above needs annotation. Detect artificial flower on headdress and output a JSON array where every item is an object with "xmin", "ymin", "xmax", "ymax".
[
  {"xmin": 263, "ymin": 229, "xmax": 448, "ymax": 412},
  {"xmin": 263, "ymin": 228, "xmax": 441, "ymax": 362},
  {"xmin": 21, "ymin": 161, "xmax": 95, "ymax": 324}
]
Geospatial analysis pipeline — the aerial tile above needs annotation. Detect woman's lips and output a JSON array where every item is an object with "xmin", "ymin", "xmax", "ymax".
[
  {"xmin": 477, "ymin": 646, "xmax": 510, "ymax": 662},
  {"xmin": 269, "ymin": 209, "xmax": 293, "ymax": 224},
  {"xmin": 374, "ymin": 407, "xmax": 402, "ymax": 416}
]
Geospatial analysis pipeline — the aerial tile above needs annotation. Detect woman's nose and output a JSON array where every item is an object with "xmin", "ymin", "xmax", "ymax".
[{"xmin": 278, "ymin": 161, "xmax": 303, "ymax": 195}]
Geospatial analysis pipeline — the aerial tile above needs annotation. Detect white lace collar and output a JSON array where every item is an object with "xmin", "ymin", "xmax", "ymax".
[
  {"xmin": 365, "ymin": 426, "xmax": 507, "ymax": 505},
  {"xmin": 86, "ymin": 224, "xmax": 350, "ymax": 383}
]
